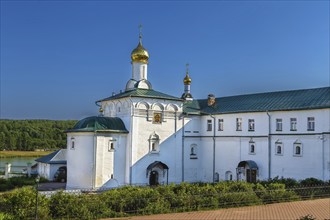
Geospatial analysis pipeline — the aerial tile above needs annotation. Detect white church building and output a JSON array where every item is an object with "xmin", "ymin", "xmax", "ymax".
[{"xmin": 65, "ymin": 32, "xmax": 330, "ymax": 190}]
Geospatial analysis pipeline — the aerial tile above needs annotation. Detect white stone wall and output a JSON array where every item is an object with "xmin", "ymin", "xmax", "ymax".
[
  {"xmin": 37, "ymin": 162, "xmax": 50, "ymax": 179},
  {"xmin": 95, "ymin": 134, "xmax": 127, "ymax": 187},
  {"xmin": 184, "ymin": 108, "xmax": 330, "ymax": 182},
  {"xmin": 66, "ymin": 133, "xmax": 95, "ymax": 189},
  {"xmin": 129, "ymin": 98, "xmax": 184, "ymax": 185},
  {"xmin": 76, "ymin": 97, "xmax": 329, "ymax": 189}
]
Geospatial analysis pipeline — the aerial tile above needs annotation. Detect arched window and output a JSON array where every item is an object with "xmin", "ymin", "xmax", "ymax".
[
  {"xmin": 108, "ymin": 141, "xmax": 115, "ymax": 152},
  {"xmin": 190, "ymin": 144, "xmax": 198, "ymax": 159},
  {"xmin": 249, "ymin": 139, "xmax": 256, "ymax": 154},
  {"xmin": 275, "ymin": 140, "xmax": 283, "ymax": 156},
  {"xmin": 70, "ymin": 138, "xmax": 75, "ymax": 150},
  {"xmin": 277, "ymin": 145, "xmax": 282, "ymax": 154},
  {"xmin": 149, "ymin": 132, "xmax": 160, "ymax": 153},
  {"xmin": 293, "ymin": 140, "xmax": 302, "ymax": 156}
]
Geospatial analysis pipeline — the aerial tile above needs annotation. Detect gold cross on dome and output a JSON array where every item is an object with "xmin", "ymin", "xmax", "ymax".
[
  {"xmin": 139, "ymin": 24, "xmax": 143, "ymax": 38},
  {"xmin": 186, "ymin": 63, "xmax": 189, "ymax": 73}
]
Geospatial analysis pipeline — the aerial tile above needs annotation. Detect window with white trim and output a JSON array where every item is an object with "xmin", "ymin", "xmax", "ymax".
[
  {"xmin": 290, "ymin": 118, "xmax": 297, "ymax": 131},
  {"xmin": 275, "ymin": 140, "xmax": 283, "ymax": 156},
  {"xmin": 236, "ymin": 118, "xmax": 242, "ymax": 131},
  {"xmin": 293, "ymin": 140, "xmax": 302, "ymax": 156},
  {"xmin": 149, "ymin": 132, "xmax": 160, "ymax": 153},
  {"xmin": 207, "ymin": 120, "xmax": 212, "ymax": 131},
  {"xmin": 218, "ymin": 119, "xmax": 224, "ymax": 131},
  {"xmin": 70, "ymin": 138, "xmax": 75, "ymax": 150},
  {"xmin": 276, "ymin": 119, "xmax": 282, "ymax": 131},
  {"xmin": 190, "ymin": 144, "xmax": 198, "ymax": 159},
  {"xmin": 249, "ymin": 139, "xmax": 256, "ymax": 154},
  {"xmin": 108, "ymin": 141, "xmax": 115, "ymax": 152},
  {"xmin": 307, "ymin": 117, "xmax": 315, "ymax": 131},
  {"xmin": 248, "ymin": 119, "xmax": 255, "ymax": 131}
]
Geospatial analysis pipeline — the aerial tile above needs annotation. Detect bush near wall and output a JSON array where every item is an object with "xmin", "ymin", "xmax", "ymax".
[
  {"xmin": 0, "ymin": 179, "xmax": 329, "ymax": 219},
  {"xmin": 0, "ymin": 177, "xmax": 48, "ymax": 192}
]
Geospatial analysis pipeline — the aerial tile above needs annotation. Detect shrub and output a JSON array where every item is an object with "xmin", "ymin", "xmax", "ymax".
[
  {"xmin": 258, "ymin": 177, "xmax": 299, "ymax": 188},
  {"xmin": 300, "ymin": 178, "xmax": 324, "ymax": 186},
  {"xmin": 49, "ymin": 191, "xmax": 94, "ymax": 219},
  {"xmin": 0, "ymin": 176, "xmax": 48, "ymax": 192},
  {"xmin": 0, "ymin": 186, "xmax": 49, "ymax": 219},
  {"xmin": 0, "ymin": 212, "xmax": 15, "ymax": 220},
  {"xmin": 215, "ymin": 181, "xmax": 262, "ymax": 208},
  {"xmin": 260, "ymin": 183, "xmax": 299, "ymax": 203}
]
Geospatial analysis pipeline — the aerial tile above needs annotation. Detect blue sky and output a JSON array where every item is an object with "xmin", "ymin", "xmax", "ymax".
[{"xmin": 1, "ymin": 1, "xmax": 329, "ymax": 120}]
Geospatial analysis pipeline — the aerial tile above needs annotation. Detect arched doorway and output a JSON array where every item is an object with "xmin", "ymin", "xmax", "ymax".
[
  {"xmin": 146, "ymin": 161, "xmax": 169, "ymax": 186},
  {"xmin": 236, "ymin": 160, "xmax": 258, "ymax": 183},
  {"xmin": 149, "ymin": 171, "xmax": 159, "ymax": 186}
]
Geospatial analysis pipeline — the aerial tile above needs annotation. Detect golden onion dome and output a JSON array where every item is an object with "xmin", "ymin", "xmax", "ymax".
[
  {"xmin": 131, "ymin": 38, "xmax": 149, "ymax": 64},
  {"xmin": 183, "ymin": 73, "xmax": 192, "ymax": 85}
]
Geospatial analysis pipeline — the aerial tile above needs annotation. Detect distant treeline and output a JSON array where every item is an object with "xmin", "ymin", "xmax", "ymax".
[{"xmin": 0, "ymin": 120, "xmax": 77, "ymax": 151}]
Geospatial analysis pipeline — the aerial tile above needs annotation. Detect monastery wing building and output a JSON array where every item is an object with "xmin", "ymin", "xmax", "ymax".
[{"xmin": 65, "ymin": 32, "xmax": 330, "ymax": 190}]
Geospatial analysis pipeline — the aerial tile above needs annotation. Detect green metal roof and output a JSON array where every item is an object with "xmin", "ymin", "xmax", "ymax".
[
  {"xmin": 98, "ymin": 88, "xmax": 182, "ymax": 102},
  {"xmin": 183, "ymin": 100, "xmax": 201, "ymax": 115},
  {"xmin": 184, "ymin": 87, "xmax": 330, "ymax": 115},
  {"xmin": 67, "ymin": 116, "xmax": 128, "ymax": 133}
]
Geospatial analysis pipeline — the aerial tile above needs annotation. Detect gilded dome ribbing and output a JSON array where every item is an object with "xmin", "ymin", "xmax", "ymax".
[
  {"xmin": 183, "ymin": 73, "xmax": 192, "ymax": 85},
  {"xmin": 131, "ymin": 38, "xmax": 149, "ymax": 64}
]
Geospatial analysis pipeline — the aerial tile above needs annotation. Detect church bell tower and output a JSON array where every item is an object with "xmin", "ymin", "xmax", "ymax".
[{"xmin": 126, "ymin": 25, "xmax": 152, "ymax": 91}]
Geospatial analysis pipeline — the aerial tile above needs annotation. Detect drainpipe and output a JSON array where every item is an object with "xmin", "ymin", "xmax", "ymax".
[
  {"xmin": 266, "ymin": 111, "xmax": 271, "ymax": 180},
  {"xmin": 128, "ymin": 96, "xmax": 134, "ymax": 185},
  {"xmin": 182, "ymin": 114, "xmax": 185, "ymax": 182},
  {"xmin": 210, "ymin": 115, "xmax": 216, "ymax": 183},
  {"xmin": 321, "ymin": 134, "xmax": 325, "ymax": 180},
  {"xmin": 93, "ymin": 132, "xmax": 97, "ymax": 189}
]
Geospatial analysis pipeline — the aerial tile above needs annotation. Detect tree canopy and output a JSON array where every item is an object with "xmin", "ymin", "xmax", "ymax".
[{"xmin": 0, "ymin": 120, "xmax": 77, "ymax": 151}]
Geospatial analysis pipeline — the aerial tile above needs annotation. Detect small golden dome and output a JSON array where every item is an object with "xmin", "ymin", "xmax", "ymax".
[
  {"xmin": 131, "ymin": 38, "xmax": 149, "ymax": 64},
  {"xmin": 183, "ymin": 73, "xmax": 192, "ymax": 85}
]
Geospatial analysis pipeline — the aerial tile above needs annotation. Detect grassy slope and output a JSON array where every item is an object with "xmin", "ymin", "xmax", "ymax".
[{"xmin": 0, "ymin": 151, "xmax": 55, "ymax": 158}]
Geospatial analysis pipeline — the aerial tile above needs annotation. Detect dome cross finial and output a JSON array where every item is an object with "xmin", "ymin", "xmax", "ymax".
[
  {"xmin": 138, "ymin": 24, "xmax": 143, "ymax": 43},
  {"xmin": 183, "ymin": 63, "xmax": 192, "ymax": 85}
]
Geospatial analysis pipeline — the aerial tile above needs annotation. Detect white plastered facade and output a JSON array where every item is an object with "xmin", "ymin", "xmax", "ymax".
[{"xmin": 66, "ymin": 37, "xmax": 330, "ymax": 190}]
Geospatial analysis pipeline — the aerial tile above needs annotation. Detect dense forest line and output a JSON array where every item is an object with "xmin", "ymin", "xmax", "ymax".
[{"xmin": 0, "ymin": 120, "xmax": 77, "ymax": 151}]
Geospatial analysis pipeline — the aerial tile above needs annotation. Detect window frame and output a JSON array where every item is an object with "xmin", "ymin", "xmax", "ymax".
[
  {"xmin": 293, "ymin": 141, "xmax": 302, "ymax": 157},
  {"xmin": 249, "ymin": 140, "xmax": 256, "ymax": 155},
  {"xmin": 275, "ymin": 140, "xmax": 283, "ymax": 156},
  {"xmin": 218, "ymin": 119, "xmax": 224, "ymax": 131},
  {"xmin": 248, "ymin": 119, "xmax": 255, "ymax": 131},
  {"xmin": 307, "ymin": 117, "xmax": 315, "ymax": 131},
  {"xmin": 290, "ymin": 118, "xmax": 297, "ymax": 131},
  {"xmin": 149, "ymin": 133, "xmax": 160, "ymax": 153},
  {"xmin": 276, "ymin": 118, "xmax": 283, "ymax": 131},
  {"xmin": 108, "ymin": 141, "xmax": 115, "ymax": 152},
  {"xmin": 70, "ymin": 138, "xmax": 75, "ymax": 150},
  {"xmin": 207, "ymin": 119, "xmax": 212, "ymax": 131},
  {"xmin": 236, "ymin": 118, "xmax": 242, "ymax": 131},
  {"xmin": 190, "ymin": 144, "xmax": 198, "ymax": 159}
]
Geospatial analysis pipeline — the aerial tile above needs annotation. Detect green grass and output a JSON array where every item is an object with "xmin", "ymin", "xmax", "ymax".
[{"xmin": 0, "ymin": 151, "xmax": 55, "ymax": 158}]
